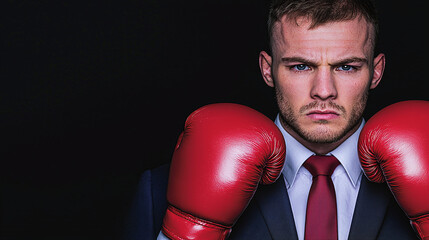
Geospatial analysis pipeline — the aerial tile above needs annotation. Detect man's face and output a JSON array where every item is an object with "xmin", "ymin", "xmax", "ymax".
[{"xmin": 259, "ymin": 16, "xmax": 385, "ymax": 147}]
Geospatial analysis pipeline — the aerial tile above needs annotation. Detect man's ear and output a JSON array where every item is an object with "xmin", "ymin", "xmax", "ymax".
[
  {"xmin": 370, "ymin": 53, "xmax": 385, "ymax": 89},
  {"xmin": 259, "ymin": 51, "xmax": 274, "ymax": 87}
]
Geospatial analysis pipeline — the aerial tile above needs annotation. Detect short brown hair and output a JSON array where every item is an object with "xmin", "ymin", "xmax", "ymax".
[{"xmin": 268, "ymin": 0, "xmax": 379, "ymax": 52}]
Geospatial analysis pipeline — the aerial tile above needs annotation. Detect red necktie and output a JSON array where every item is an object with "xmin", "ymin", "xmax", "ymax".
[{"xmin": 303, "ymin": 155, "xmax": 340, "ymax": 240}]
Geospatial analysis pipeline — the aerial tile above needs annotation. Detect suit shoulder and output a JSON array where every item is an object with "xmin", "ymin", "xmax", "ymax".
[
  {"xmin": 147, "ymin": 164, "xmax": 170, "ymax": 182},
  {"xmin": 121, "ymin": 164, "xmax": 170, "ymax": 240},
  {"xmin": 142, "ymin": 163, "xmax": 170, "ymax": 202}
]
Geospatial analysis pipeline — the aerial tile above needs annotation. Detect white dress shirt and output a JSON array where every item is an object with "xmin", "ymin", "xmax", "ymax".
[
  {"xmin": 275, "ymin": 115, "xmax": 364, "ymax": 240},
  {"xmin": 158, "ymin": 116, "xmax": 365, "ymax": 240}
]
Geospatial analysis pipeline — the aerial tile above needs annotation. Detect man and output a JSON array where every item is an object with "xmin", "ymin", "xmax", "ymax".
[{"xmin": 124, "ymin": 0, "xmax": 420, "ymax": 239}]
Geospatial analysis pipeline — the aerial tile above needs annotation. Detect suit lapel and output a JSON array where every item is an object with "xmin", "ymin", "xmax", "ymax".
[
  {"xmin": 253, "ymin": 173, "xmax": 395, "ymax": 240},
  {"xmin": 255, "ymin": 175, "xmax": 298, "ymax": 240},
  {"xmin": 348, "ymin": 176, "xmax": 392, "ymax": 240}
]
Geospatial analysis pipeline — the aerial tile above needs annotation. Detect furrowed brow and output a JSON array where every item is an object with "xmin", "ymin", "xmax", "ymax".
[
  {"xmin": 331, "ymin": 57, "xmax": 368, "ymax": 66},
  {"xmin": 281, "ymin": 57, "xmax": 316, "ymax": 65},
  {"xmin": 280, "ymin": 56, "xmax": 368, "ymax": 66}
]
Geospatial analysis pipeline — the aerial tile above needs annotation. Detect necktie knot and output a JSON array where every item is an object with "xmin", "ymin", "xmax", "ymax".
[{"xmin": 303, "ymin": 155, "xmax": 340, "ymax": 177}]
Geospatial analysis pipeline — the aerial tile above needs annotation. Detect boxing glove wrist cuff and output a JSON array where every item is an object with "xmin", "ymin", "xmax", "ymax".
[
  {"xmin": 162, "ymin": 205, "xmax": 232, "ymax": 240},
  {"xmin": 411, "ymin": 215, "xmax": 429, "ymax": 240}
]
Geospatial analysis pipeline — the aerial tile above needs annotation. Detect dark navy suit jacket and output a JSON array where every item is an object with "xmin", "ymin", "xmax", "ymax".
[{"xmin": 122, "ymin": 164, "xmax": 418, "ymax": 240}]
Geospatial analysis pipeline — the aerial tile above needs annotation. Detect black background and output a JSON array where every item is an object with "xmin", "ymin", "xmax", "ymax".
[{"xmin": 2, "ymin": 0, "xmax": 428, "ymax": 239}]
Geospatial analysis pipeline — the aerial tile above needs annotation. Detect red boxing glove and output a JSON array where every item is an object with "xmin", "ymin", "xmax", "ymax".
[
  {"xmin": 358, "ymin": 100, "xmax": 429, "ymax": 240},
  {"xmin": 161, "ymin": 103, "xmax": 286, "ymax": 240}
]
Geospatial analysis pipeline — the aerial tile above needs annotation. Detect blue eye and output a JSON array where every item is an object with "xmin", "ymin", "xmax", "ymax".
[
  {"xmin": 293, "ymin": 64, "xmax": 309, "ymax": 71},
  {"xmin": 338, "ymin": 65, "xmax": 354, "ymax": 71}
]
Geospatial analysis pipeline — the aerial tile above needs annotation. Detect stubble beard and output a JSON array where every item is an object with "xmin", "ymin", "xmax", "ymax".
[{"xmin": 276, "ymin": 87, "xmax": 368, "ymax": 144}]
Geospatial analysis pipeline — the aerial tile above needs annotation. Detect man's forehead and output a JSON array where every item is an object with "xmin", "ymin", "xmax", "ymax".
[
  {"xmin": 271, "ymin": 15, "xmax": 375, "ymax": 54},
  {"xmin": 275, "ymin": 14, "xmax": 372, "ymax": 33}
]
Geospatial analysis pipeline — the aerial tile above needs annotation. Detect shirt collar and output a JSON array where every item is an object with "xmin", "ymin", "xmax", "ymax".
[
  {"xmin": 274, "ymin": 115, "xmax": 364, "ymax": 189},
  {"xmin": 330, "ymin": 120, "xmax": 364, "ymax": 187}
]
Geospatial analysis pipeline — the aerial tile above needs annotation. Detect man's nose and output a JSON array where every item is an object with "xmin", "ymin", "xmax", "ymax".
[{"xmin": 310, "ymin": 67, "xmax": 337, "ymax": 100}]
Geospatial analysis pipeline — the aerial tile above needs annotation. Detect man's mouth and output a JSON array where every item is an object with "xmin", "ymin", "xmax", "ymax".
[{"xmin": 306, "ymin": 110, "xmax": 340, "ymax": 121}]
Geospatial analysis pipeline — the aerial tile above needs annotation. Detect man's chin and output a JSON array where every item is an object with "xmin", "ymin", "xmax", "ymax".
[{"xmin": 298, "ymin": 125, "xmax": 346, "ymax": 144}]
